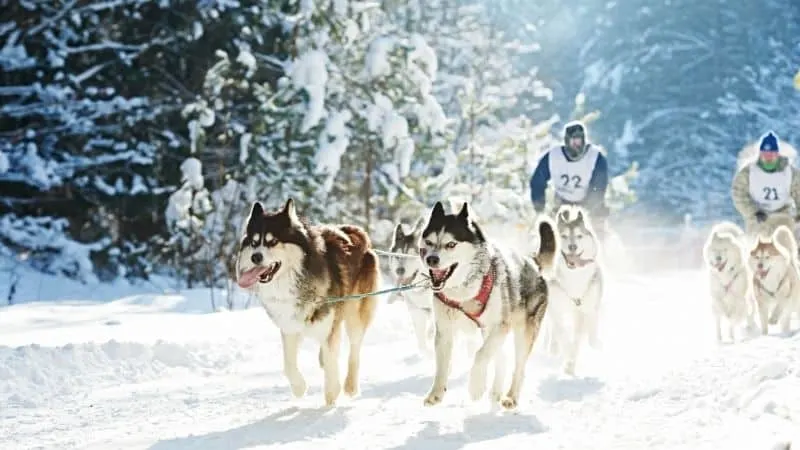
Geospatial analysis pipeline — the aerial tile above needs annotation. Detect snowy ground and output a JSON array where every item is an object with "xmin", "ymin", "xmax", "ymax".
[{"xmin": 2, "ymin": 264, "xmax": 800, "ymax": 450}]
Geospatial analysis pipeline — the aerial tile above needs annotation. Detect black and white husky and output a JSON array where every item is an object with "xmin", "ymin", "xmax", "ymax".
[{"xmin": 418, "ymin": 201, "xmax": 557, "ymax": 409}]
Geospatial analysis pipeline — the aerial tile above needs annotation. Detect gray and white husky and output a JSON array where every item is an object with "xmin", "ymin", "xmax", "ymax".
[
  {"xmin": 702, "ymin": 221, "xmax": 756, "ymax": 343},
  {"xmin": 388, "ymin": 218, "xmax": 435, "ymax": 355},
  {"xmin": 418, "ymin": 201, "xmax": 557, "ymax": 409},
  {"xmin": 544, "ymin": 205, "xmax": 604, "ymax": 375}
]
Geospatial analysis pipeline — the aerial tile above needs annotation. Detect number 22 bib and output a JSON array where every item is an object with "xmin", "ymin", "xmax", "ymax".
[{"xmin": 548, "ymin": 145, "xmax": 600, "ymax": 203}]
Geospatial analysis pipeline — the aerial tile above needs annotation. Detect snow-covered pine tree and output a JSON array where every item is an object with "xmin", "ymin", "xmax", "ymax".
[
  {"xmin": 0, "ymin": 0, "xmax": 205, "ymax": 282},
  {"xmin": 160, "ymin": 0, "xmax": 450, "ymax": 286},
  {"xmin": 309, "ymin": 0, "xmax": 449, "ymax": 239},
  {"xmin": 381, "ymin": 0, "xmax": 555, "ymax": 233},
  {"xmin": 154, "ymin": 1, "xmax": 332, "ymax": 287}
]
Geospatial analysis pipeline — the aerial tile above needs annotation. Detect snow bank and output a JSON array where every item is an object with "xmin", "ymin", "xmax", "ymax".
[{"xmin": 0, "ymin": 339, "xmax": 244, "ymax": 409}]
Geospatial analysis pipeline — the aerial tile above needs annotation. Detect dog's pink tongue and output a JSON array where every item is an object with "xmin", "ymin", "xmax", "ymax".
[
  {"xmin": 238, "ymin": 266, "xmax": 268, "ymax": 289},
  {"xmin": 431, "ymin": 268, "xmax": 447, "ymax": 281}
]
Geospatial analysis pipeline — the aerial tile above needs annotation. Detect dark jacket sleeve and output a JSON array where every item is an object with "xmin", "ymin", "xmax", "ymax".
[
  {"xmin": 529, "ymin": 151, "xmax": 551, "ymax": 211},
  {"xmin": 584, "ymin": 151, "xmax": 609, "ymax": 214}
]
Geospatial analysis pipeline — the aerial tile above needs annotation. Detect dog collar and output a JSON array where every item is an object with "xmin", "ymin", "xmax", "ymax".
[{"xmin": 434, "ymin": 258, "xmax": 497, "ymax": 328}]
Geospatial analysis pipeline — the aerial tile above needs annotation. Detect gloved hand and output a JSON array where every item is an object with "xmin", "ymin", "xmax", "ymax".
[{"xmin": 755, "ymin": 211, "xmax": 768, "ymax": 223}]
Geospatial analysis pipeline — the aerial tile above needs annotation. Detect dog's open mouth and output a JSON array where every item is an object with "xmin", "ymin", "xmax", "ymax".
[
  {"xmin": 429, "ymin": 264, "xmax": 457, "ymax": 291},
  {"xmin": 237, "ymin": 262, "xmax": 282, "ymax": 289},
  {"xmin": 562, "ymin": 252, "xmax": 584, "ymax": 269}
]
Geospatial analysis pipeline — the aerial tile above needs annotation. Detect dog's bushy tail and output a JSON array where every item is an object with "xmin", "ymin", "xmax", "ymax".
[
  {"xmin": 339, "ymin": 224, "xmax": 379, "ymax": 328},
  {"xmin": 339, "ymin": 224, "xmax": 372, "ymax": 253},
  {"xmin": 772, "ymin": 225, "xmax": 798, "ymax": 260},
  {"xmin": 534, "ymin": 217, "xmax": 557, "ymax": 272},
  {"xmin": 709, "ymin": 220, "xmax": 745, "ymax": 241}
]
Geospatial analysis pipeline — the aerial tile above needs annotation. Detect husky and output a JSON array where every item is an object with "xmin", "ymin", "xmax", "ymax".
[
  {"xmin": 702, "ymin": 221, "xmax": 756, "ymax": 343},
  {"xmin": 748, "ymin": 225, "xmax": 800, "ymax": 335},
  {"xmin": 544, "ymin": 205, "xmax": 604, "ymax": 375},
  {"xmin": 388, "ymin": 218, "xmax": 435, "ymax": 355},
  {"xmin": 418, "ymin": 201, "xmax": 557, "ymax": 409},
  {"xmin": 234, "ymin": 198, "xmax": 379, "ymax": 406}
]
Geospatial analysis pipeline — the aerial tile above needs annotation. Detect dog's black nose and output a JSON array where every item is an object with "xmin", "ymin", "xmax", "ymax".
[
  {"xmin": 568, "ymin": 244, "xmax": 577, "ymax": 252},
  {"xmin": 395, "ymin": 267, "xmax": 406, "ymax": 276},
  {"xmin": 251, "ymin": 252, "xmax": 263, "ymax": 264},
  {"xmin": 426, "ymin": 255, "xmax": 440, "ymax": 267},
  {"xmin": 757, "ymin": 262, "xmax": 763, "ymax": 270}
]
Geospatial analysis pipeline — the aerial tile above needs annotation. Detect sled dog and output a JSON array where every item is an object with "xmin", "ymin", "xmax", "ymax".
[
  {"xmin": 702, "ymin": 221, "xmax": 756, "ymax": 343},
  {"xmin": 748, "ymin": 225, "xmax": 800, "ymax": 335},
  {"xmin": 544, "ymin": 205, "xmax": 604, "ymax": 375},
  {"xmin": 418, "ymin": 201, "xmax": 557, "ymax": 409},
  {"xmin": 388, "ymin": 218, "xmax": 435, "ymax": 355},
  {"xmin": 235, "ymin": 198, "xmax": 379, "ymax": 406}
]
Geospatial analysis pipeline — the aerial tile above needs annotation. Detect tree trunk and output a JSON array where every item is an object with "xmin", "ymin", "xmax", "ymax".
[{"xmin": 364, "ymin": 142, "xmax": 373, "ymax": 233}]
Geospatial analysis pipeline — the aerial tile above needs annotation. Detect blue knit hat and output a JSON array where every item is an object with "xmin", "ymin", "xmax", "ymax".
[{"xmin": 759, "ymin": 131, "xmax": 779, "ymax": 153}]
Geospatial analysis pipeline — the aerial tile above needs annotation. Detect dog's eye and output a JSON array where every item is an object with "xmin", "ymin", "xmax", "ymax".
[
  {"xmin": 250, "ymin": 238, "xmax": 259, "ymax": 248},
  {"xmin": 445, "ymin": 241, "xmax": 456, "ymax": 249},
  {"xmin": 265, "ymin": 238, "xmax": 278, "ymax": 247},
  {"xmin": 576, "ymin": 234, "xmax": 583, "ymax": 240},
  {"xmin": 424, "ymin": 240, "xmax": 434, "ymax": 247}
]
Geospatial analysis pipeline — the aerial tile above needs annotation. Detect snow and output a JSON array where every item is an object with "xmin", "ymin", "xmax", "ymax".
[
  {"xmin": 365, "ymin": 36, "xmax": 396, "ymax": 80},
  {"xmin": 179, "ymin": 157, "xmax": 204, "ymax": 191},
  {"xmin": 315, "ymin": 109, "xmax": 352, "ymax": 192},
  {"xmin": 0, "ymin": 149, "xmax": 10, "ymax": 174},
  {"xmin": 235, "ymin": 47, "xmax": 257, "ymax": 79},
  {"xmin": 164, "ymin": 158, "xmax": 211, "ymax": 232},
  {"xmin": 289, "ymin": 50, "xmax": 329, "ymax": 133},
  {"xmin": 2, "ymin": 264, "xmax": 799, "ymax": 449}
]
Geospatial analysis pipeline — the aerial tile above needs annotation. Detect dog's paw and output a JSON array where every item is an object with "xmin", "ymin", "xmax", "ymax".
[
  {"xmin": 500, "ymin": 396, "xmax": 518, "ymax": 410},
  {"xmin": 288, "ymin": 375, "xmax": 308, "ymax": 398},
  {"xmin": 343, "ymin": 375, "xmax": 359, "ymax": 397},
  {"xmin": 468, "ymin": 366, "xmax": 488, "ymax": 401},
  {"xmin": 423, "ymin": 387, "xmax": 446, "ymax": 406},
  {"xmin": 324, "ymin": 385, "xmax": 341, "ymax": 406}
]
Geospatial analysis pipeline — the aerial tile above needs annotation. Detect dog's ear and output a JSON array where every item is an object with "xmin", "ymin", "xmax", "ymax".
[
  {"xmin": 457, "ymin": 202, "xmax": 471, "ymax": 222},
  {"xmin": 431, "ymin": 201, "xmax": 446, "ymax": 219},
  {"xmin": 393, "ymin": 223, "xmax": 406, "ymax": 243},
  {"xmin": 575, "ymin": 209, "xmax": 585, "ymax": 225},
  {"xmin": 282, "ymin": 198, "xmax": 301, "ymax": 224},
  {"xmin": 249, "ymin": 201, "xmax": 264, "ymax": 219},
  {"xmin": 558, "ymin": 207, "xmax": 569, "ymax": 224}
]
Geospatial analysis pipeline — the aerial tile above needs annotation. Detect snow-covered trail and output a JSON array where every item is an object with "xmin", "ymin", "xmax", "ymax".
[{"xmin": 1, "ymin": 270, "xmax": 799, "ymax": 450}]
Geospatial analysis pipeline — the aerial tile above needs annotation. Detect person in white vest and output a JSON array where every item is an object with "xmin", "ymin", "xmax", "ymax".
[
  {"xmin": 529, "ymin": 120, "xmax": 610, "ymax": 235},
  {"xmin": 731, "ymin": 131, "xmax": 800, "ymax": 243}
]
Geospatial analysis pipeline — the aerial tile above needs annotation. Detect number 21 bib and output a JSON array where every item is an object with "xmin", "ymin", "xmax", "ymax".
[
  {"xmin": 748, "ymin": 164, "xmax": 791, "ymax": 213},
  {"xmin": 548, "ymin": 145, "xmax": 600, "ymax": 203}
]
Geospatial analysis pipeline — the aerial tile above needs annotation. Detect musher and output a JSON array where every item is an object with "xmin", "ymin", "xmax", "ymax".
[
  {"xmin": 529, "ymin": 120, "xmax": 610, "ymax": 238},
  {"xmin": 731, "ymin": 131, "xmax": 800, "ymax": 245}
]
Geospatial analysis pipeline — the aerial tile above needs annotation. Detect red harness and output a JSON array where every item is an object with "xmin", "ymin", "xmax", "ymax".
[{"xmin": 433, "ymin": 259, "xmax": 497, "ymax": 328}]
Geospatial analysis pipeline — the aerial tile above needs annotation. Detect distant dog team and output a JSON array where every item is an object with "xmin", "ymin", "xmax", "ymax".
[{"xmin": 702, "ymin": 221, "xmax": 800, "ymax": 342}]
